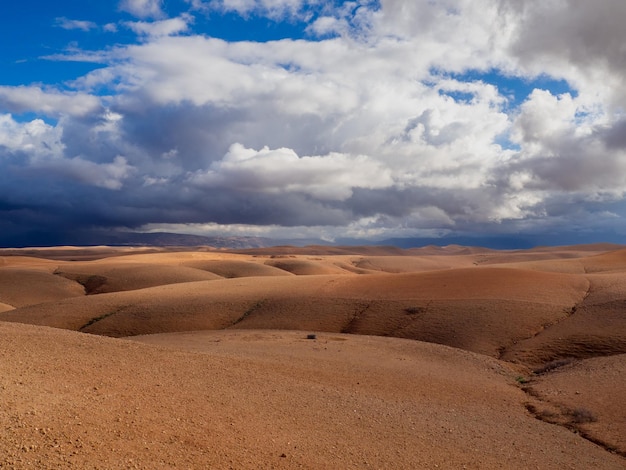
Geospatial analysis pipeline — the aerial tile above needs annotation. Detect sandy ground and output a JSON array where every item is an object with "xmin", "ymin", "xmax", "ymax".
[{"xmin": 1, "ymin": 244, "xmax": 625, "ymax": 468}]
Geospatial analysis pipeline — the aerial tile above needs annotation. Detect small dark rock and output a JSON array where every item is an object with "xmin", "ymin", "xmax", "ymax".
[{"xmin": 306, "ymin": 334, "xmax": 317, "ymax": 340}]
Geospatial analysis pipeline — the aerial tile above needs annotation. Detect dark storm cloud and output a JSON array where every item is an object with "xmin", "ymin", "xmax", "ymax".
[
  {"xmin": 111, "ymin": 95, "xmax": 349, "ymax": 174},
  {"xmin": 505, "ymin": 0, "xmax": 626, "ymax": 73},
  {"xmin": 603, "ymin": 119, "xmax": 626, "ymax": 150}
]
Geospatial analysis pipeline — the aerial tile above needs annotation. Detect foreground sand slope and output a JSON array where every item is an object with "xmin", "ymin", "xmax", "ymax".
[{"xmin": 2, "ymin": 322, "xmax": 624, "ymax": 469}]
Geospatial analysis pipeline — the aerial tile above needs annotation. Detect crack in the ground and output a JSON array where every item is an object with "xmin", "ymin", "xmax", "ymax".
[
  {"xmin": 78, "ymin": 310, "xmax": 121, "ymax": 331},
  {"xmin": 341, "ymin": 303, "xmax": 371, "ymax": 334},
  {"xmin": 520, "ymin": 382, "xmax": 626, "ymax": 459},
  {"xmin": 230, "ymin": 299, "xmax": 266, "ymax": 327}
]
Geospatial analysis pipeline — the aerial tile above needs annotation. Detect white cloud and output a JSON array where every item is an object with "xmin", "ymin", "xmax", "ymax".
[
  {"xmin": 510, "ymin": 88, "xmax": 626, "ymax": 187},
  {"xmin": 55, "ymin": 17, "xmax": 97, "ymax": 31},
  {"xmin": 511, "ymin": 90, "xmax": 579, "ymax": 149},
  {"xmin": 119, "ymin": 0, "xmax": 164, "ymax": 19},
  {"xmin": 0, "ymin": 113, "xmax": 134, "ymax": 190},
  {"xmin": 61, "ymin": 5, "xmax": 603, "ymax": 227},
  {"xmin": 125, "ymin": 15, "xmax": 191, "ymax": 38},
  {"xmin": 0, "ymin": 115, "xmax": 64, "ymax": 159},
  {"xmin": 307, "ymin": 16, "xmax": 345, "ymax": 36},
  {"xmin": 0, "ymin": 86, "xmax": 101, "ymax": 117},
  {"xmin": 190, "ymin": 143, "xmax": 393, "ymax": 200}
]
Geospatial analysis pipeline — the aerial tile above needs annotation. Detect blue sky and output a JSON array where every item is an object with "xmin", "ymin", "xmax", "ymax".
[{"xmin": 1, "ymin": 0, "xmax": 626, "ymax": 247}]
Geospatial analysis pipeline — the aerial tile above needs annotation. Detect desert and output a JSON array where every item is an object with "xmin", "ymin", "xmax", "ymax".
[{"xmin": 1, "ymin": 244, "xmax": 626, "ymax": 469}]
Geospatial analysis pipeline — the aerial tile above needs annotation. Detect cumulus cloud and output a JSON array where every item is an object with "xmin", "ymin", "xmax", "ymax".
[
  {"xmin": 0, "ymin": 86, "xmax": 101, "ymax": 117},
  {"xmin": 119, "ymin": 0, "xmax": 164, "ymax": 19},
  {"xmin": 0, "ymin": 115, "xmax": 64, "ymax": 159},
  {"xmin": 55, "ymin": 17, "xmax": 97, "ymax": 31},
  {"xmin": 190, "ymin": 143, "xmax": 393, "ymax": 200},
  {"xmin": 124, "ymin": 15, "xmax": 192, "ymax": 38},
  {"xmin": 0, "ymin": 113, "xmax": 134, "ymax": 190},
  {"xmin": 499, "ymin": 89, "xmax": 626, "ymax": 195}
]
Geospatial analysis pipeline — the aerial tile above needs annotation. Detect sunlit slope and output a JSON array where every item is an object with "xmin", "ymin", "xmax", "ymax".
[
  {"xmin": 1, "ymin": 322, "xmax": 623, "ymax": 469},
  {"xmin": 0, "ymin": 269, "xmax": 84, "ymax": 307}
]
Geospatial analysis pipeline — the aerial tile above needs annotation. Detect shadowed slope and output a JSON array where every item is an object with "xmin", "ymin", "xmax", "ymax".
[{"xmin": 502, "ymin": 272, "xmax": 626, "ymax": 365}]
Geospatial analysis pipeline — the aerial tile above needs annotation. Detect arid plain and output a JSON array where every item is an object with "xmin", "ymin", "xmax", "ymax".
[{"xmin": 1, "ymin": 243, "xmax": 626, "ymax": 469}]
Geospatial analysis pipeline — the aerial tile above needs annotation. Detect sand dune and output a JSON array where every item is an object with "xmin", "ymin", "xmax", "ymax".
[
  {"xmin": 263, "ymin": 257, "xmax": 353, "ymax": 275},
  {"xmin": 1, "ymin": 244, "xmax": 626, "ymax": 467},
  {"xmin": 0, "ymin": 255, "xmax": 63, "ymax": 271},
  {"xmin": 0, "ymin": 269, "xmax": 84, "ymax": 307},
  {"xmin": 236, "ymin": 245, "xmax": 415, "ymax": 256},
  {"xmin": 475, "ymin": 246, "xmax": 626, "ymax": 275},
  {"xmin": 351, "ymin": 254, "xmax": 476, "ymax": 272},
  {"xmin": 0, "ymin": 246, "xmax": 163, "ymax": 261},
  {"xmin": 579, "ymin": 248, "xmax": 626, "ymax": 273},
  {"xmin": 182, "ymin": 259, "xmax": 294, "ymax": 278},
  {"xmin": 53, "ymin": 262, "xmax": 223, "ymax": 294}
]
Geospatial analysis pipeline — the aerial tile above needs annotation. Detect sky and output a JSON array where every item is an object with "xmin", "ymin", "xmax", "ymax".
[{"xmin": 1, "ymin": 0, "xmax": 626, "ymax": 247}]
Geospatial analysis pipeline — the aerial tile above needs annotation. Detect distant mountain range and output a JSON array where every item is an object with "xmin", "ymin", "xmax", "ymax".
[
  {"xmin": 0, "ymin": 230, "xmax": 277, "ymax": 249},
  {"xmin": 1, "ymin": 229, "xmax": 623, "ymax": 250},
  {"xmin": 94, "ymin": 232, "xmax": 275, "ymax": 249}
]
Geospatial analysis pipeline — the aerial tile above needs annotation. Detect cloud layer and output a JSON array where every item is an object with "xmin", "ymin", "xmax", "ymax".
[{"xmin": 2, "ymin": 0, "xmax": 626, "ymax": 245}]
